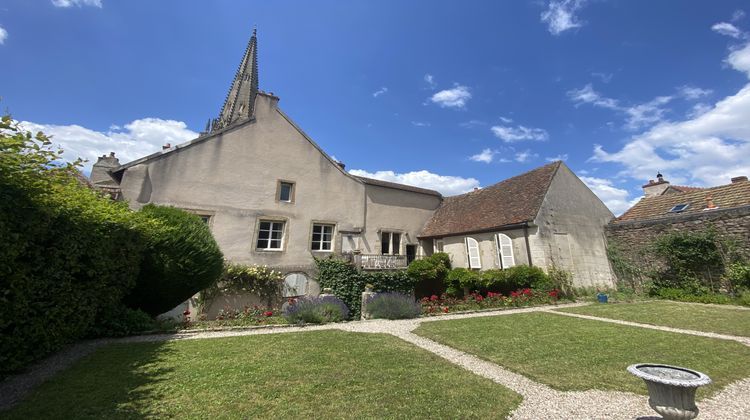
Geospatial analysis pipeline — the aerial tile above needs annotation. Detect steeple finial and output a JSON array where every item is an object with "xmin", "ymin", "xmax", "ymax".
[{"xmin": 213, "ymin": 27, "xmax": 259, "ymax": 132}]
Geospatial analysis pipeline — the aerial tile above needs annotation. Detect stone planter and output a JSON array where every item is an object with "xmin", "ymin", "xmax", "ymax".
[{"xmin": 627, "ymin": 363, "xmax": 711, "ymax": 420}]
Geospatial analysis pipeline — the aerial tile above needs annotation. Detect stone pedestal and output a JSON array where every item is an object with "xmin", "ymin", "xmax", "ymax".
[{"xmin": 361, "ymin": 289, "xmax": 376, "ymax": 320}]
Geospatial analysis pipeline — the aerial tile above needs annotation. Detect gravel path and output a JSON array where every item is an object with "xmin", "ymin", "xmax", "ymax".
[{"xmin": 2, "ymin": 302, "xmax": 749, "ymax": 419}]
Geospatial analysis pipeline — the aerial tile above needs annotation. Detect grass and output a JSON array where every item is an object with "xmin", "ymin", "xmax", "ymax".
[
  {"xmin": 557, "ymin": 301, "xmax": 750, "ymax": 337},
  {"xmin": 7, "ymin": 330, "xmax": 521, "ymax": 419},
  {"xmin": 414, "ymin": 312, "xmax": 750, "ymax": 399}
]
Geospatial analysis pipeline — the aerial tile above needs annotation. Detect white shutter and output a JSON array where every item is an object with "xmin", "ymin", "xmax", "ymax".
[
  {"xmin": 465, "ymin": 237, "xmax": 482, "ymax": 269},
  {"xmin": 496, "ymin": 234, "xmax": 515, "ymax": 268}
]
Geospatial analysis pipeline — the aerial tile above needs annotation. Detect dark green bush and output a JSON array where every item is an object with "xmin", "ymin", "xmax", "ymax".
[
  {"xmin": 366, "ymin": 292, "xmax": 421, "ymax": 320},
  {"xmin": 408, "ymin": 252, "xmax": 451, "ymax": 297},
  {"xmin": 314, "ymin": 257, "xmax": 418, "ymax": 318},
  {"xmin": 86, "ymin": 304, "xmax": 155, "ymax": 338},
  {"xmin": 1, "ymin": 117, "xmax": 144, "ymax": 375},
  {"xmin": 445, "ymin": 268, "xmax": 482, "ymax": 296},
  {"xmin": 125, "ymin": 205, "xmax": 224, "ymax": 316}
]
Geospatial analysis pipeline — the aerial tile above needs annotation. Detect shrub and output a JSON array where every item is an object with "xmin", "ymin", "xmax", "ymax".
[
  {"xmin": 87, "ymin": 304, "xmax": 155, "ymax": 338},
  {"xmin": 314, "ymin": 257, "xmax": 418, "ymax": 318},
  {"xmin": 408, "ymin": 252, "xmax": 451, "ymax": 297},
  {"xmin": 366, "ymin": 292, "xmax": 421, "ymax": 319},
  {"xmin": 200, "ymin": 263, "xmax": 284, "ymax": 310},
  {"xmin": 723, "ymin": 263, "xmax": 750, "ymax": 291},
  {"xmin": 1, "ymin": 116, "xmax": 145, "ymax": 374},
  {"xmin": 445, "ymin": 268, "xmax": 482, "ymax": 296},
  {"xmin": 124, "ymin": 205, "xmax": 224, "ymax": 316},
  {"xmin": 654, "ymin": 288, "xmax": 735, "ymax": 305},
  {"xmin": 283, "ymin": 296, "xmax": 349, "ymax": 324}
]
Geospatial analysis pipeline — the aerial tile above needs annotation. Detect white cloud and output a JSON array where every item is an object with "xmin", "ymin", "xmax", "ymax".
[
  {"xmin": 469, "ymin": 148, "xmax": 498, "ymax": 163},
  {"xmin": 591, "ymin": 41, "xmax": 750, "ymax": 188},
  {"xmin": 591, "ymin": 72, "xmax": 613, "ymax": 83},
  {"xmin": 514, "ymin": 150, "xmax": 538, "ymax": 163},
  {"xmin": 712, "ymin": 22, "xmax": 744, "ymax": 39},
  {"xmin": 732, "ymin": 10, "xmax": 746, "ymax": 22},
  {"xmin": 678, "ymin": 85, "xmax": 713, "ymax": 100},
  {"xmin": 540, "ymin": 0, "xmax": 586, "ymax": 36},
  {"xmin": 499, "ymin": 116, "xmax": 513, "ymax": 123},
  {"xmin": 580, "ymin": 176, "xmax": 636, "ymax": 216},
  {"xmin": 688, "ymin": 102, "xmax": 712, "ymax": 118},
  {"xmin": 18, "ymin": 118, "xmax": 198, "ymax": 171},
  {"xmin": 429, "ymin": 85, "xmax": 471, "ymax": 109},
  {"xmin": 0, "ymin": 25, "xmax": 6, "ymax": 45},
  {"xmin": 545, "ymin": 154, "xmax": 568, "ymax": 162},
  {"xmin": 51, "ymin": 0, "xmax": 102, "ymax": 7},
  {"xmin": 411, "ymin": 121, "xmax": 431, "ymax": 127},
  {"xmin": 372, "ymin": 87, "xmax": 388, "ymax": 98},
  {"xmin": 424, "ymin": 74, "xmax": 436, "ymax": 89},
  {"xmin": 459, "ymin": 119, "xmax": 486, "ymax": 128},
  {"xmin": 491, "ymin": 124, "xmax": 549, "ymax": 142},
  {"xmin": 568, "ymin": 84, "xmax": 673, "ymax": 130},
  {"xmin": 348, "ymin": 169, "xmax": 479, "ymax": 196}
]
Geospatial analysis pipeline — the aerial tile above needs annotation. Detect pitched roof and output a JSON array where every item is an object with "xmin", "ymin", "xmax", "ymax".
[
  {"xmin": 669, "ymin": 185, "xmax": 705, "ymax": 193},
  {"xmin": 419, "ymin": 161, "xmax": 561, "ymax": 238},
  {"xmin": 614, "ymin": 180, "xmax": 750, "ymax": 223},
  {"xmin": 354, "ymin": 176, "xmax": 442, "ymax": 197}
]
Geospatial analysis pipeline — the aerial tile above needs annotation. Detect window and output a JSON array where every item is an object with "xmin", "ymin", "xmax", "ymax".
[
  {"xmin": 311, "ymin": 224, "xmax": 334, "ymax": 251},
  {"xmin": 465, "ymin": 237, "xmax": 481, "ymax": 269},
  {"xmin": 434, "ymin": 239, "xmax": 444, "ymax": 253},
  {"xmin": 380, "ymin": 231, "xmax": 401, "ymax": 255},
  {"xmin": 496, "ymin": 234, "xmax": 515, "ymax": 269},
  {"xmin": 256, "ymin": 220, "xmax": 285, "ymax": 250},
  {"xmin": 198, "ymin": 215, "xmax": 211, "ymax": 224},
  {"xmin": 278, "ymin": 181, "xmax": 295, "ymax": 202},
  {"xmin": 283, "ymin": 273, "xmax": 308, "ymax": 297},
  {"xmin": 669, "ymin": 203, "xmax": 689, "ymax": 213}
]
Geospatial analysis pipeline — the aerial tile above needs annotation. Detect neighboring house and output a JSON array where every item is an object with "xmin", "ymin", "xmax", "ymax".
[
  {"xmin": 90, "ymin": 30, "xmax": 616, "ymax": 303},
  {"xmin": 419, "ymin": 161, "xmax": 616, "ymax": 288},
  {"xmin": 607, "ymin": 173, "xmax": 750, "ymax": 259}
]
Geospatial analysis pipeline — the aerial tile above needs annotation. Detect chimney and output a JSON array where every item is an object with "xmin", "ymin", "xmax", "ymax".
[
  {"xmin": 90, "ymin": 152, "xmax": 120, "ymax": 186},
  {"xmin": 162, "ymin": 143, "xmax": 171, "ymax": 150},
  {"xmin": 731, "ymin": 176, "xmax": 748, "ymax": 183},
  {"xmin": 704, "ymin": 194, "xmax": 718, "ymax": 210},
  {"xmin": 336, "ymin": 161, "xmax": 346, "ymax": 170},
  {"xmin": 642, "ymin": 172, "xmax": 670, "ymax": 197}
]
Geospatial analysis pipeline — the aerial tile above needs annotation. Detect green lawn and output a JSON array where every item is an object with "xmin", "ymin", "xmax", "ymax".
[
  {"xmin": 556, "ymin": 301, "xmax": 750, "ymax": 337},
  {"xmin": 414, "ymin": 312, "xmax": 750, "ymax": 398},
  {"xmin": 7, "ymin": 331, "xmax": 521, "ymax": 419}
]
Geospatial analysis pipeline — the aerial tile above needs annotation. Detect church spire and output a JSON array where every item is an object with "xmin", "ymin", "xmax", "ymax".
[{"xmin": 212, "ymin": 27, "xmax": 259, "ymax": 133}]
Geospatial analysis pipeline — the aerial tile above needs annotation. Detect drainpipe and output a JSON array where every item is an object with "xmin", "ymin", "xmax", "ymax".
[{"xmin": 523, "ymin": 223, "xmax": 533, "ymax": 267}]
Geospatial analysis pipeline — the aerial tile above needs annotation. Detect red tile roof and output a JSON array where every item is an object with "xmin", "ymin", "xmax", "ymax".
[
  {"xmin": 419, "ymin": 162, "xmax": 561, "ymax": 238},
  {"xmin": 614, "ymin": 180, "xmax": 750, "ymax": 223}
]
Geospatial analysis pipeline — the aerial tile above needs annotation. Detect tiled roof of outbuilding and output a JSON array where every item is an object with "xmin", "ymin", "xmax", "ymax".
[
  {"xmin": 419, "ymin": 161, "xmax": 561, "ymax": 238},
  {"xmin": 614, "ymin": 180, "xmax": 750, "ymax": 223},
  {"xmin": 354, "ymin": 176, "xmax": 442, "ymax": 197}
]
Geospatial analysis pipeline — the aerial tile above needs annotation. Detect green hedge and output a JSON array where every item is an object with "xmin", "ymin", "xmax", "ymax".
[
  {"xmin": 407, "ymin": 252, "xmax": 451, "ymax": 297},
  {"xmin": 314, "ymin": 257, "xmax": 417, "ymax": 318},
  {"xmin": 443, "ymin": 265, "xmax": 551, "ymax": 297}
]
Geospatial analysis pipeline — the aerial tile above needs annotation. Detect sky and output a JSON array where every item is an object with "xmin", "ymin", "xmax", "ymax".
[{"xmin": 2, "ymin": 0, "xmax": 750, "ymax": 215}]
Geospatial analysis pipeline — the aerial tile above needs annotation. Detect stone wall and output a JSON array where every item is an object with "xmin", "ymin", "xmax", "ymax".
[{"xmin": 605, "ymin": 205, "xmax": 750, "ymax": 267}]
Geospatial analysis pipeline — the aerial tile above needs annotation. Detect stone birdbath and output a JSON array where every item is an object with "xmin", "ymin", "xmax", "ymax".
[{"xmin": 627, "ymin": 363, "xmax": 711, "ymax": 420}]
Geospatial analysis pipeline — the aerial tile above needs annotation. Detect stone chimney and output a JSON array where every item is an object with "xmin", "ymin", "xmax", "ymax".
[
  {"xmin": 731, "ymin": 176, "xmax": 748, "ymax": 183},
  {"xmin": 642, "ymin": 172, "xmax": 670, "ymax": 197},
  {"xmin": 162, "ymin": 143, "xmax": 172, "ymax": 150},
  {"xmin": 90, "ymin": 152, "xmax": 120, "ymax": 186}
]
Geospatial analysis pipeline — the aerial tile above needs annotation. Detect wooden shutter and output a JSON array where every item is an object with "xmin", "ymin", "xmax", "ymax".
[
  {"xmin": 465, "ymin": 237, "xmax": 482, "ymax": 269},
  {"xmin": 496, "ymin": 234, "xmax": 515, "ymax": 269}
]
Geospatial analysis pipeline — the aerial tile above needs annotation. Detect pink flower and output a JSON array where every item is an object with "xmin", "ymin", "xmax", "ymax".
[
  {"xmin": 442, "ymin": 307, "xmax": 449, "ymax": 313},
  {"xmin": 430, "ymin": 294, "xmax": 439, "ymax": 302}
]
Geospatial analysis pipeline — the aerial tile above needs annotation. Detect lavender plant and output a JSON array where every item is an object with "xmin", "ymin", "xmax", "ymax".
[
  {"xmin": 283, "ymin": 296, "xmax": 350, "ymax": 324},
  {"xmin": 366, "ymin": 292, "xmax": 421, "ymax": 320}
]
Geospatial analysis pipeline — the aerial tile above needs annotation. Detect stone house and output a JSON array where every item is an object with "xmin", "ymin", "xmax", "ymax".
[
  {"xmin": 606, "ymin": 173, "xmax": 750, "ymax": 266},
  {"xmin": 91, "ymin": 30, "xmax": 616, "ymax": 310}
]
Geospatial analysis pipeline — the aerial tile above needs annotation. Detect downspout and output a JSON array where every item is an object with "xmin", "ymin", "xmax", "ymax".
[{"xmin": 523, "ymin": 222, "xmax": 533, "ymax": 267}]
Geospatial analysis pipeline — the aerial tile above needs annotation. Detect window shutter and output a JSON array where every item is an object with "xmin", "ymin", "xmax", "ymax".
[
  {"xmin": 465, "ymin": 237, "xmax": 482, "ymax": 269},
  {"xmin": 496, "ymin": 234, "xmax": 515, "ymax": 269}
]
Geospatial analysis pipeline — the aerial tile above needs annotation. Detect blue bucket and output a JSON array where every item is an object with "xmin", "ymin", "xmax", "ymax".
[{"xmin": 597, "ymin": 293, "xmax": 608, "ymax": 303}]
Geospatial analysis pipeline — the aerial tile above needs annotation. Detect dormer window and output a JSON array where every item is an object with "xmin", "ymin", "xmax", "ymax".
[
  {"xmin": 669, "ymin": 203, "xmax": 689, "ymax": 213},
  {"xmin": 278, "ymin": 181, "xmax": 295, "ymax": 203}
]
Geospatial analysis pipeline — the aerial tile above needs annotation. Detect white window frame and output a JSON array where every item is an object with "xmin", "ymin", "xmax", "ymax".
[
  {"xmin": 380, "ymin": 231, "xmax": 402, "ymax": 255},
  {"xmin": 311, "ymin": 223, "xmax": 335, "ymax": 252},
  {"xmin": 256, "ymin": 220, "xmax": 285, "ymax": 251},
  {"xmin": 465, "ymin": 237, "xmax": 482, "ymax": 269},
  {"xmin": 496, "ymin": 233, "xmax": 516, "ymax": 269},
  {"xmin": 434, "ymin": 239, "xmax": 444, "ymax": 253},
  {"xmin": 277, "ymin": 180, "xmax": 295, "ymax": 203}
]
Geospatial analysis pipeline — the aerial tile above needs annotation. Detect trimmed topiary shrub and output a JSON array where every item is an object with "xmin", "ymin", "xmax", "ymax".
[
  {"xmin": 124, "ymin": 205, "xmax": 224, "ymax": 316},
  {"xmin": 408, "ymin": 252, "xmax": 451, "ymax": 297},
  {"xmin": 86, "ymin": 304, "xmax": 156, "ymax": 338},
  {"xmin": 445, "ymin": 268, "xmax": 482, "ymax": 296},
  {"xmin": 366, "ymin": 292, "xmax": 421, "ymax": 320},
  {"xmin": 1, "ymin": 116, "xmax": 145, "ymax": 375},
  {"xmin": 283, "ymin": 295, "xmax": 349, "ymax": 324}
]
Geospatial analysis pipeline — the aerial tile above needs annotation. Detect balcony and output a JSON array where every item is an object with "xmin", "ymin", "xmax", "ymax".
[{"xmin": 354, "ymin": 254, "xmax": 408, "ymax": 270}]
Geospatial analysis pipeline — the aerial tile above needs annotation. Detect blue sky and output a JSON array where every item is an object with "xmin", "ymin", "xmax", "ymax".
[{"xmin": 2, "ymin": 0, "xmax": 750, "ymax": 214}]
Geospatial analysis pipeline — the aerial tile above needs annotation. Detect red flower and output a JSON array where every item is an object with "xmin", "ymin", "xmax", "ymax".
[
  {"xmin": 430, "ymin": 294, "xmax": 439, "ymax": 302},
  {"xmin": 183, "ymin": 309, "xmax": 191, "ymax": 316},
  {"xmin": 548, "ymin": 289, "xmax": 559, "ymax": 298},
  {"xmin": 510, "ymin": 291, "xmax": 520, "ymax": 298},
  {"xmin": 522, "ymin": 288, "xmax": 532, "ymax": 296},
  {"xmin": 475, "ymin": 295, "xmax": 484, "ymax": 302},
  {"xmin": 442, "ymin": 307, "xmax": 449, "ymax": 313},
  {"xmin": 263, "ymin": 311, "xmax": 274, "ymax": 317}
]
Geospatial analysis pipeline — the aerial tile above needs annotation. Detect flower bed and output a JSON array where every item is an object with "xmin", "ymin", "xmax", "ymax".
[
  {"xmin": 184, "ymin": 305, "xmax": 287, "ymax": 330},
  {"xmin": 420, "ymin": 288, "xmax": 562, "ymax": 315}
]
